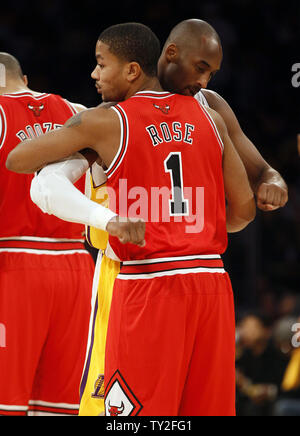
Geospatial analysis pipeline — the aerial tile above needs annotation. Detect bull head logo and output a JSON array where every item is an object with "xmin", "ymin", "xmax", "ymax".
[
  {"xmin": 108, "ymin": 400, "xmax": 125, "ymax": 416},
  {"xmin": 153, "ymin": 103, "xmax": 170, "ymax": 114},
  {"xmin": 28, "ymin": 103, "xmax": 44, "ymax": 117}
]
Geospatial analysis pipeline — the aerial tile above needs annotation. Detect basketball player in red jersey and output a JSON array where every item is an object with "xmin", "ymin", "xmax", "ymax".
[
  {"xmin": 25, "ymin": 19, "xmax": 287, "ymax": 229},
  {"xmin": 0, "ymin": 53, "xmax": 95, "ymax": 416},
  {"xmin": 7, "ymin": 23, "xmax": 256, "ymax": 415},
  {"xmin": 25, "ymin": 19, "xmax": 287, "ymax": 222},
  {"xmin": 7, "ymin": 19, "xmax": 288, "ymax": 417}
]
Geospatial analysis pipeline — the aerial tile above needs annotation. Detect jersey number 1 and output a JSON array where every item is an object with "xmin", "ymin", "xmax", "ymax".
[{"xmin": 164, "ymin": 152, "xmax": 189, "ymax": 216}]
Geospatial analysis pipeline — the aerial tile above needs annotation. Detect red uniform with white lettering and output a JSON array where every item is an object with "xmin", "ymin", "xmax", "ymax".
[
  {"xmin": 0, "ymin": 91, "xmax": 94, "ymax": 416},
  {"xmin": 104, "ymin": 91, "xmax": 236, "ymax": 416}
]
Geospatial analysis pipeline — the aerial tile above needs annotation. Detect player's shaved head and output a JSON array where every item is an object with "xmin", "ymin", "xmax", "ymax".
[
  {"xmin": 164, "ymin": 19, "xmax": 221, "ymax": 50},
  {"xmin": 0, "ymin": 52, "xmax": 24, "ymax": 81},
  {"xmin": 158, "ymin": 19, "xmax": 223, "ymax": 95}
]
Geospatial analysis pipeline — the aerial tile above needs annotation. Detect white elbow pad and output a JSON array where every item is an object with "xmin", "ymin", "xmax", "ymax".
[
  {"xmin": 30, "ymin": 175, "xmax": 52, "ymax": 214},
  {"xmin": 30, "ymin": 153, "xmax": 89, "ymax": 214},
  {"xmin": 30, "ymin": 154, "xmax": 117, "ymax": 230},
  {"xmin": 38, "ymin": 152, "xmax": 90, "ymax": 183}
]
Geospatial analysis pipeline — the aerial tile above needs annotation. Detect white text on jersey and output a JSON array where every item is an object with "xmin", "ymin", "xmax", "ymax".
[
  {"xmin": 146, "ymin": 122, "xmax": 195, "ymax": 147},
  {"xmin": 16, "ymin": 123, "xmax": 63, "ymax": 141}
]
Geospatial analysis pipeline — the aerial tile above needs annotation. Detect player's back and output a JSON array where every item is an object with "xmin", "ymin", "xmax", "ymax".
[
  {"xmin": 0, "ymin": 91, "xmax": 85, "ymax": 242},
  {"xmin": 105, "ymin": 91, "xmax": 227, "ymax": 261},
  {"xmin": 0, "ymin": 91, "xmax": 95, "ymax": 416}
]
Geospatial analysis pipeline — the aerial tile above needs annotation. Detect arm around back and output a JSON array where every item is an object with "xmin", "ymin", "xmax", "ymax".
[
  {"xmin": 202, "ymin": 90, "xmax": 288, "ymax": 211},
  {"xmin": 207, "ymin": 108, "xmax": 256, "ymax": 233},
  {"xmin": 30, "ymin": 154, "xmax": 117, "ymax": 231},
  {"xmin": 30, "ymin": 152, "xmax": 146, "ymax": 247}
]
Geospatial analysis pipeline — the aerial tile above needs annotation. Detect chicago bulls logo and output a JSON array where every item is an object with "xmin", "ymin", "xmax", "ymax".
[
  {"xmin": 108, "ymin": 401, "xmax": 125, "ymax": 416},
  {"xmin": 153, "ymin": 103, "xmax": 170, "ymax": 114},
  {"xmin": 104, "ymin": 370, "xmax": 143, "ymax": 416},
  {"xmin": 28, "ymin": 103, "xmax": 44, "ymax": 117}
]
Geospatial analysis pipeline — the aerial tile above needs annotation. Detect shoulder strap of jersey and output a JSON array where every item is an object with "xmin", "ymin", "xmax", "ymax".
[
  {"xmin": 0, "ymin": 104, "xmax": 7, "ymax": 150},
  {"xmin": 195, "ymin": 99, "xmax": 224, "ymax": 155},
  {"xmin": 104, "ymin": 104, "xmax": 129, "ymax": 179},
  {"xmin": 63, "ymin": 98, "xmax": 78, "ymax": 115},
  {"xmin": 194, "ymin": 90, "xmax": 209, "ymax": 108}
]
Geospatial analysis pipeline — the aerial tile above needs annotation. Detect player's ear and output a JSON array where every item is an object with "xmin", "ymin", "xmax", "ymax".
[
  {"xmin": 126, "ymin": 62, "xmax": 141, "ymax": 83},
  {"xmin": 165, "ymin": 43, "xmax": 179, "ymax": 63},
  {"xmin": 23, "ymin": 75, "xmax": 28, "ymax": 86}
]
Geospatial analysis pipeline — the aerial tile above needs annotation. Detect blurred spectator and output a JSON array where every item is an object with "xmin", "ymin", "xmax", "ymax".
[
  {"xmin": 277, "ymin": 293, "xmax": 300, "ymax": 319},
  {"xmin": 236, "ymin": 312, "xmax": 288, "ymax": 416}
]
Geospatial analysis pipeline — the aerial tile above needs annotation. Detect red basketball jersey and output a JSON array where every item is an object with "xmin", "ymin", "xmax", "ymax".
[
  {"xmin": 105, "ymin": 91, "xmax": 227, "ymax": 260},
  {"xmin": 0, "ymin": 91, "xmax": 85, "ymax": 240}
]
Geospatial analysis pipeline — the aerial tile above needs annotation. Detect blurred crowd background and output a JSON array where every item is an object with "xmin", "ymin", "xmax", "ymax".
[{"xmin": 0, "ymin": 0, "xmax": 299, "ymax": 416}]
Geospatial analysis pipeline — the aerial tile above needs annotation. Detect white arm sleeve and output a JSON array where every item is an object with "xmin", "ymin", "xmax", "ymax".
[{"xmin": 30, "ymin": 153, "xmax": 117, "ymax": 231}]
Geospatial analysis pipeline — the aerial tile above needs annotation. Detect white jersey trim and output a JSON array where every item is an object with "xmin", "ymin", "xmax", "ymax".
[
  {"xmin": 196, "ymin": 102, "xmax": 224, "ymax": 154},
  {"xmin": 27, "ymin": 411, "xmax": 71, "ymax": 416},
  {"xmin": 132, "ymin": 91, "xmax": 176, "ymax": 99},
  {"xmin": 64, "ymin": 99, "xmax": 78, "ymax": 115},
  {"xmin": 27, "ymin": 410, "xmax": 76, "ymax": 416},
  {"xmin": 194, "ymin": 91, "xmax": 209, "ymax": 108},
  {"xmin": 0, "ymin": 104, "xmax": 7, "ymax": 150},
  {"xmin": 2, "ymin": 91, "xmax": 50, "ymax": 100},
  {"xmin": 0, "ymin": 236, "xmax": 85, "ymax": 243},
  {"xmin": 0, "ymin": 248, "xmax": 89, "ymax": 255},
  {"xmin": 105, "ymin": 105, "xmax": 129, "ymax": 179},
  {"xmin": 118, "ymin": 267, "xmax": 226, "ymax": 280},
  {"xmin": 123, "ymin": 254, "xmax": 221, "ymax": 265},
  {"xmin": 29, "ymin": 400, "xmax": 79, "ymax": 410},
  {"xmin": 0, "ymin": 404, "xmax": 28, "ymax": 411}
]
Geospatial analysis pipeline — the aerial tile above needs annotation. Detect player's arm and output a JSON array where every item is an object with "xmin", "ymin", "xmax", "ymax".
[
  {"xmin": 6, "ymin": 105, "xmax": 145, "ymax": 246},
  {"xmin": 202, "ymin": 90, "xmax": 288, "ymax": 211},
  {"xmin": 6, "ymin": 107, "xmax": 114, "ymax": 173},
  {"xmin": 72, "ymin": 101, "xmax": 117, "ymax": 167},
  {"xmin": 207, "ymin": 107, "xmax": 256, "ymax": 233},
  {"xmin": 30, "ymin": 155, "xmax": 145, "ymax": 247}
]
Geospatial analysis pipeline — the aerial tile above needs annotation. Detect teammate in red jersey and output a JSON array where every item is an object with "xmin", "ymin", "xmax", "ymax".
[
  {"xmin": 7, "ymin": 23, "xmax": 256, "ymax": 415},
  {"xmin": 0, "ymin": 53, "xmax": 95, "ymax": 416}
]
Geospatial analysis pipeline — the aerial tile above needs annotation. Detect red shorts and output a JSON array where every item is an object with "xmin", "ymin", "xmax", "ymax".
[
  {"xmin": 104, "ymin": 257, "xmax": 236, "ymax": 416},
  {"xmin": 0, "ymin": 240, "xmax": 94, "ymax": 416}
]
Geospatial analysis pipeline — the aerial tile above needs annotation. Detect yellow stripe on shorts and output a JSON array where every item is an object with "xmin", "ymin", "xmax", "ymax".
[{"xmin": 79, "ymin": 254, "xmax": 120, "ymax": 416}]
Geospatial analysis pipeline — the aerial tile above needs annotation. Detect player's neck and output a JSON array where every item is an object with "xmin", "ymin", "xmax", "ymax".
[
  {"xmin": 0, "ymin": 81, "xmax": 35, "ymax": 95},
  {"xmin": 126, "ymin": 77, "xmax": 164, "ymax": 99}
]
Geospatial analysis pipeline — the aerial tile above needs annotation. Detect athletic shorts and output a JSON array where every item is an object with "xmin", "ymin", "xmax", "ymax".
[
  {"xmin": 104, "ymin": 255, "xmax": 236, "ymax": 417},
  {"xmin": 0, "ymin": 240, "xmax": 95, "ymax": 416},
  {"xmin": 79, "ymin": 253, "xmax": 120, "ymax": 416}
]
